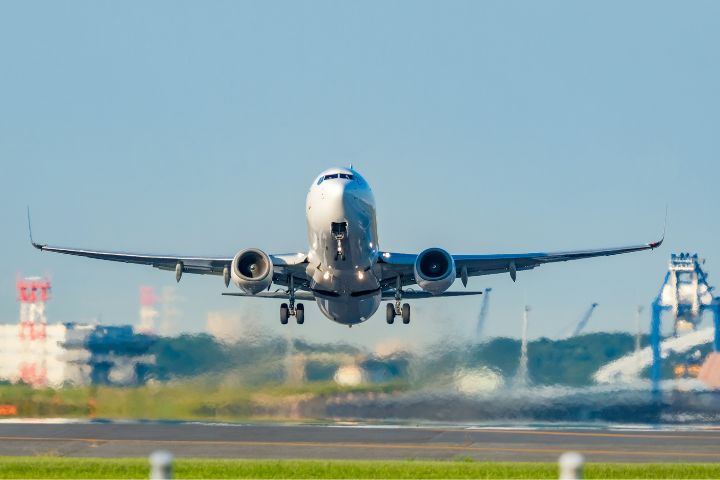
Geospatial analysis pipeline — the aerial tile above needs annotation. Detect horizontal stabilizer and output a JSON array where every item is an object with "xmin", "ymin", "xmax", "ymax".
[
  {"xmin": 222, "ymin": 290, "xmax": 483, "ymax": 300},
  {"xmin": 222, "ymin": 291, "xmax": 316, "ymax": 300},
  {"xmin": 386, "ymin": 290, "xmax": 484, "ymax": 299}
]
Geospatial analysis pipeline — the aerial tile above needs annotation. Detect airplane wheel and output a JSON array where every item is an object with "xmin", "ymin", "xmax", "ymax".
[
  {"xmin": 386, "ymin": 303, "xmax": 395, "ymax": 324},
  {"xmin": 280, "ymin": 303, "xmax": 289, "ymax": 325},
  {"xmin": 401, "ymin": 303, "xmax": 411, "ymax": 324},
  {"xmin": 296, "ymin": 303, "xmax": 305, "ymax": 324}
]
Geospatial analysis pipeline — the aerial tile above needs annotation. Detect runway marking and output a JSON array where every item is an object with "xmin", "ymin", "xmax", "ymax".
[
  {"xmin": 333, "ymin": 425, "xmax": 720, "ymax": 440},
  {"xmin": 438, "ymin": 428, "xmax": 720, "ymax": 441},
  {"xmin": 0, "ymin": 436, "xmax": 717, "ymax": 459}
]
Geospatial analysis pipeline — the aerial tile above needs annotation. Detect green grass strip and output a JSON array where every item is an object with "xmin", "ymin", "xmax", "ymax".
[{"xmin": 0, "ymin": 457, "xmax": 719, "ymax": 479}]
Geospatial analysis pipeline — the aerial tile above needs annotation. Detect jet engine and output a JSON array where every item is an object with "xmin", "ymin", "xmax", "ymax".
[
  {"xmin": 413, "ymin": 248, "xmax": 456, "ymax": 294},
  {"xmin": 231, "ymin": 248, "xmax": 274, "ymax": 294}
]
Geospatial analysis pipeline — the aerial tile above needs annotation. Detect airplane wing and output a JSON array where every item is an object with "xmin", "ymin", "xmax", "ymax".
[
  {"xmin": 28, "ymin": 211, "xmax": 308, "ymax": 285},
  {"xmin": 31, "ymin": 241, "xmax": 309, "ymax": 283},
  {"xmin": 378, "ymin": 237, "xmax": 663, "ymax": 287}
]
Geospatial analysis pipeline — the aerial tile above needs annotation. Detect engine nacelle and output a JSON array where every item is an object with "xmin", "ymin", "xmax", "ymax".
[
  {"xmin": 414, "ymin": 248, "xmax": 456, "ymax": 294},
  {"xmin": 231, "ymin": 248, "xmax": 273, "ymax": 294}
]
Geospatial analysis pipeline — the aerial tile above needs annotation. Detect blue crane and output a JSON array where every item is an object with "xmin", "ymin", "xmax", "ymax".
[{"xmin": 570, "ymin": 303, "xmax": 599, "ymax": 337}]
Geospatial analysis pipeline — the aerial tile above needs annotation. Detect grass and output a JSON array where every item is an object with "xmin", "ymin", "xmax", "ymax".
[
  {"xmin": 0, "ymin": 457, "xmax": 719, "ymax": 479},
  {"xmin": 0, "ymin": 380, "xmax": 408, "ymax": 422}
]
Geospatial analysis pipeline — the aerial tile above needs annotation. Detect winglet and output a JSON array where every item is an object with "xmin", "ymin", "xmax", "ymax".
[
  {"xmin": 27, "ymin": 207, "xmax": 44, "ymax": 250},
  {"xmin": 648, "ymin": 206, "xmax": 667, "ymax": 250}
]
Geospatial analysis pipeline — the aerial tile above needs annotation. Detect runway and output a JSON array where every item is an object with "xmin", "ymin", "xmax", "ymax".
[{"xmin": 0, "ymin": 422, "xmax": 719, "ymax": 463}]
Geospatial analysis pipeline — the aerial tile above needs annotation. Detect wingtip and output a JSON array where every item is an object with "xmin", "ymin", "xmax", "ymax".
[
  {"xmin": 26, "ymin": 206, "xmax": 44, "ymax": 250},
  {"xmin": 648, "ymin": 207, "xmax": 668, "ymax": 250}
]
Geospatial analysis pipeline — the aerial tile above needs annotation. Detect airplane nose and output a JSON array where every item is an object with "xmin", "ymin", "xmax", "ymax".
[{"xmin": 322, "ymin": 179, "xmax": 347, "ymax": 201}]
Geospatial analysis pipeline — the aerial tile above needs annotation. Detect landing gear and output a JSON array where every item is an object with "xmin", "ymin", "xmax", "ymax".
[
  {"xmin": 386, "ymin": 302, "xmax": 411, "ymax": 324},
  {"xmin": 386, "ymin": 303, "xmax": 395, "ymax": 324},
  {"xmin": 296, "ymin": 303, "xmax": 305, "ymax": 324},
  {"xmin": 332, "ymin": 222, "xmax": 347, "ymax": 261},
  {"xmin": 280, "ymin": 275, "xmax": 305, "ymax": 325},
  {"xmin": 280, "ymin": 301, "xmax": 305, "ymax": 325},
  {"xmin": 386, "ymin": 276, "xmax": 411, "ymax": 324}
]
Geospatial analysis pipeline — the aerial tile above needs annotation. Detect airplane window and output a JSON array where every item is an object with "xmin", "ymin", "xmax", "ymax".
[{"xmin": 320, "ymin": 173, "xmax": 353, "ymax": 182}]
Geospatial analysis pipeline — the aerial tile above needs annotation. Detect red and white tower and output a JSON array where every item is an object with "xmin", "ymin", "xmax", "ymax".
[
  {"xmin": 138, "ymin": 286, "xmax": 159, "ymax": 333},
  {"xmin": 16, "ymin": 276, "xmax": 50, "ymax": 341},
  {"xmin": 14, "ymin": 276, "xmax": 51, "ymax": 386}
]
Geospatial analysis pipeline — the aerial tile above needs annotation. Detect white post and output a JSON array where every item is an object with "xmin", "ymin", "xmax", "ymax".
[
  {"xmin": 515, "ymin": 305, "xmax": 530, "ymax": 386},
  {"xmin": 559, "ymin": 451, "xmax": 584, "ymax": 479},
  {"xmin": 149, "ymin": 450, "xmax": 173, "ymax": 479}
]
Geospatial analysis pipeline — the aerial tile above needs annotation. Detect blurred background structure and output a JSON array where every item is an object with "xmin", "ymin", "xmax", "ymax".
[
  {"xmin": 0, "ymin": 252, "xmax": 718, "ymax": 424},
  {"xmin": 0, "ymin": 278, "xmax": 155, "ymax": 387},
  {"xmin": 594, "ymin": 254, "xmax": 720, "ymax": 397},
  {"xmin": 651, "ymin": 253, "xmax": 720, "ymax": 393}
]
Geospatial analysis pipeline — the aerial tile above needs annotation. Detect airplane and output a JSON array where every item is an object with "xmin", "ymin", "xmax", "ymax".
[{"xmin": 29, "ymin": 167, "xmax": 663, "ymax": 327}]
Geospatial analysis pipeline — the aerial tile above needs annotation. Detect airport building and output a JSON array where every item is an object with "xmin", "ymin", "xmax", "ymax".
[{"xmin": 0, "ymin": 277, "xmax": 156, "ymax": 388}]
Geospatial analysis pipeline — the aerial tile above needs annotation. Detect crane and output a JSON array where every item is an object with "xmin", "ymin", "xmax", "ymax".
[
  {"xmin": 559, "ymin": 303, "xmax": 599, "ymax": 338},
  {"xmin": 571, "ymin": 302, "xmax": 599, "ymax": 337}
]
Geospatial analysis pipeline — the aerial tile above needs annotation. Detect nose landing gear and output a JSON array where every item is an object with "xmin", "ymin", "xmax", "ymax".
[
  {"xmin": 280, "ymin": 275, "xmax": 305, "ymax": 325},
  {"xmin": 332, "ymin": 222, "xmax": 348, "ymax": 261}
]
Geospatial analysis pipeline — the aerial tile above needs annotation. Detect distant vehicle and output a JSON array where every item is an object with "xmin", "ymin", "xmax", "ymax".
[{"xmin": 29, "ymin": 167, "xmax": 662, "ymax": 326}]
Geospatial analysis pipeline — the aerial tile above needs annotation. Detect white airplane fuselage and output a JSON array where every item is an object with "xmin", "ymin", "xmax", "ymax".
[{"xmin": 305, "ymin": 168, "xmax": 382, "ymax": 325}]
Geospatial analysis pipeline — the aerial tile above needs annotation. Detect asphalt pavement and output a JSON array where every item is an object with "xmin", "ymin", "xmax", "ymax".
[{"xmin": 0, "ymin": 422, "xmax": 718, "ymax": 462}]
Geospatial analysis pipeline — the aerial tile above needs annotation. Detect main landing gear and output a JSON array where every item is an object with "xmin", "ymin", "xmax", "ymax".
[
  {"xmin": 386, "ymin": 302, "xmax": 411, "ymax": 324},
  {"xmin": 386, "ymin": 275, "xmax": 410, "ymax": 324},
  {"xmin": 280, "ymin": 275, "xmax": 304, "ymax": 325},
  {"xmin": 280, "ymin": 303, "xmax": 304, "ymax": 325}
]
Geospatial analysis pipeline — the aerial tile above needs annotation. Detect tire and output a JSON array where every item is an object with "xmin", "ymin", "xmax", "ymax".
[
  {"xmin": 296, "ymin": 303, "xmax": 305, "ymax": 324},
  {"xmin": 386, "ymin": 303, "xmax": 395, "ymax": 324},
  {"xmin": 401, "ymin": 303, "xmax": 411, "ymax": 324},
  {"xmin": 280, "ymin": 303, "xmax": 289, "ymax": 325}
]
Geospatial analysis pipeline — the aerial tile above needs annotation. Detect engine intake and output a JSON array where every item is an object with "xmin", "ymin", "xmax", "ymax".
[
  {"xmin": 231, "ymin": 248, "xmax": 273, "ymax": 294},
  {"xmin": 414, "ymin": 248, "xmax": 456, "ymax": 294}
]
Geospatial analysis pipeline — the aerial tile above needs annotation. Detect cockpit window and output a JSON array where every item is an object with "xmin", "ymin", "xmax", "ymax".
[{"xmin": 317, "ymin": 173, "xmax": 353, "ymax": 185}]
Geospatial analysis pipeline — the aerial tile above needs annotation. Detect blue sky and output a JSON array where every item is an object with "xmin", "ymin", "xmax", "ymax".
[{"xmin": 1, "ymin": 1, "xmax": 718, "ymax": 346}]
